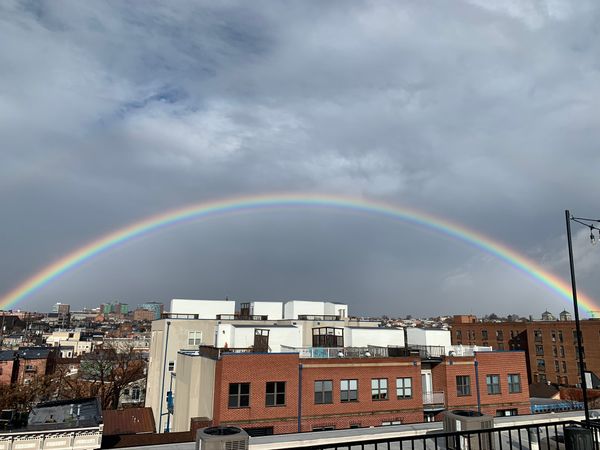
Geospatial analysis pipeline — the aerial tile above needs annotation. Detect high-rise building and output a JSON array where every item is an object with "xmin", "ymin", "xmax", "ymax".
[{"xmin": 139, "ymin": 302, "xmax": 164, "ymax": 320}]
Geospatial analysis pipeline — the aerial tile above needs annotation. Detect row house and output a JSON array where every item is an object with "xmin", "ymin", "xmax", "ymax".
[
  {"xmin": 171, "ymin": 347, "xmax": 529, "ymax": 435},
  {"xmin": 0, "ymin": 348, "xmax": 58, "ymax": 385}
]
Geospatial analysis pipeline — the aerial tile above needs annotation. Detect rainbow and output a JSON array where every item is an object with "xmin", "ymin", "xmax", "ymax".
[{"xmin": 1, "ymin": 193, "xmax": 595, "ymax": 314}]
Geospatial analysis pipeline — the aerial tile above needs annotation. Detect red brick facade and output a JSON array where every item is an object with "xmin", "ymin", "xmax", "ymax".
[
  {"xmin": 207, "ymin": 351, "xmax": 529, "ymax": 434},
  {"xmin": 0, "ymin": 359, "xmax": 16, "ymax": 385}
]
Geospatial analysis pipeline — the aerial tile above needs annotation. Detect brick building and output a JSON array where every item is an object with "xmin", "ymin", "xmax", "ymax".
[
  {"xmin": 450, "ymin": 314, "xmax": 600, "ymax": 386},
  {"xmin": 16, "ymin": 347, "xmax": 57, "ymax": 384},
  {"xmin": 0, "ymin": 351, "xmax": 17, "ymax": 385},
  {"xmin": 172, "ymin": 347, "xmax": 529, "ymax": 435}
]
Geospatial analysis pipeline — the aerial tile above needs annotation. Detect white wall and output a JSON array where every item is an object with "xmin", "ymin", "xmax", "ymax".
[
  {"xmin": 216, "ymin": 324, "xmax": 302, "ymax": 352},
  {"xmin": 324, "ymin": 302, "xmax": 348, "ymax": 318},
  {"xmin": 345, "ymin": 327, "xmax": 405, "ymax": 348},
  {"xmin": 406, "ymin": 328, "xmax": 451, "ymax": 347},
  {"xmin": 169, "ymin": 299, "xmax": 235, "ymax": 319},
  {"xmin": 251, "ymin": 302, "xmax": 283, "ymax": 320},
  {"xmin": 284, "ymin": 300, "xmax": 326, "ymax": 319}
]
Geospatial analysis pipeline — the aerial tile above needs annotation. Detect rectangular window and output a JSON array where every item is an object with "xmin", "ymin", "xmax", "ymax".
[
  {"xmin": 312, "ymin": 426, "xmax": 335, "ymax": 432},
  {"xmin": 266, "ymin": 381, "xmax": 285, "ymax": 406},
  {"xmin": 558, "ymin": 331, "xmax": 564, "ymax": 343},
  {"xmin": 551, "ymin": 331, "xmax": 556, "ymax": 342},
  {"xmin": 496, "ymin": 330, "xmax": 503, "ymax": 341},
  {"xmin": 168, "ymin": 361, "xmax": 174, "ymax": 372},
  {"xmin": 187, "ymin": 331, "xmax": 202, "ymax": 346},
  {"xmin": 562, "ymin": 361, "xmax": 567, "ymax": 373},
  {"xmin": 396, "ymin": 377, "xmax": 412, "ymax": 399},
  {"xmin": 508, "ymin": 374, "xmax": 521, "ymax": 393},
  {"xmin": 456, "ymin": 375, "xmax": 471, "ymax": 396},
  {"xmin": 535, "ymin": 345, "xmax": 544, "ymax": 355},
  {"xmin": 537, "ymin": 359, "xmax": 546, "ymax": 371},
  {"xmin": 340, "ymin": 379, "xmax": 358, "ymax": 402},
  {"xmin": 314, "ymin": 380, "xmax": 333, "ymax": 404},
  {"xmin": 552, "ymin": 346, "xmax": 558, "ymax": 357},
  {"xmin": 560, "ymin": 346, "xmax": 565, "ymax": 357},
  {"xmin": 534, "ymin": 330, "xmax": 543, "ymax": 342},
  {"xmin": 481, "ymin": 330, "xmax": 488, "ymax": 340},
  {"xmin": 456, "ymin": 330, "xmax": 462, "ymax": 340},
  {"xmin": 554, "ymin": 360, "xmax": 560, "ymax": 372},
  {"xmin": 228, "ymin": 383, "xmax": 250, "ymax": 408},
  {"xmin": 371, "ymin": 378, "xmax": 388, "ymax": 400},
  {"xmin": 486, "ymin": 374, "xmax": 501, "ymax": 394}
]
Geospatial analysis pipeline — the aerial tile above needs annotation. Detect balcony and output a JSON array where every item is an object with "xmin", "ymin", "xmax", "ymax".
[
  {"xmin": 422, "ymin": 391, "xmax": 445, "ymax": 406},
  {"xmin": 215, "ymin": 314, "xmax": 268, "ymax": 321},
  {"xmin": 297, "ymin": 315, "xmax": 341, "ymax": 321},
  {"xmin": 280, "ymin": 346, "xmax": 388, "ymax": 359}
]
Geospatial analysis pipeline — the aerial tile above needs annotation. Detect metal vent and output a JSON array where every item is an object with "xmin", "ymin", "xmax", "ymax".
[{"xmin": 225, "ymin": 439, "xmax": 247, "ymax": 450}]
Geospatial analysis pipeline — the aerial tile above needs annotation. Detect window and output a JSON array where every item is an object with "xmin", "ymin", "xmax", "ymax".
[
  {"xmin": 554, "ymin": 360, "xmax": 560, "ymax": 372},
  {"xmin": 131, "ymin": 386, "xmax": 141, "ymax": 400},
  {"xmin": 562, "ymin": 361, "xmax": 567, "ymax": 373},
  {"xmin": 496, "ymin": 330, "xmax": 503, "ymax": 341},
  {"xmin": 481, "ymin": 330, "xmax": 488, "ymax": 340},
  {"xmin": 486, "ymin": 374, "xmax": 501, "ymax": 394},
  {"xmin": 537, "ymin": 359, "xmax": 546, "ymax": 371},
  {"xmin": 371, "ymin": 378, "xmax": 388, "ymax": 400},
  {"xmin": 508, "ymin": 374, "xmax": 521, "ymax": 393},
  {"xmin": 312, "ymin": 327, "xmax": 344, "ymax": 347},
  {"xmin": 497, "ymin": 343, "xmax": 505, "ymax": 350},
  {"xmin": 534, "ymin": 330, "xmax": 543, "ymax": 342},
  {"xmin": 552, "ymin": 346, "xmax": 558, "ymax": 357},
  {"xmin": 538, "ymin": 374, "xmax": 547, "ymax": 383},
  {"xmin": 312, "ymin": 426, "xmax": 335, "ymax": 432},
  {"xmin": 551, "ymin": 331, "xmax": 556, "ymax": 342},
  {"xmin": 456, "ymin": 330, "xmax": 462, "ymax": 340},
  {"xmin": 168, "ymin": 361, "xmax": 174, "ymax": 372},
  {"xmin": 535, "ymin": 345, "xmax": 544, "ymax": 356},
  {"xmin": 456, "ymin": 375, "xmax": 471, "ymax": 396},
  {"xmin": 314, "ymin": 380, "xmax": 333, "ymax": 404},
  {"xmin": 496, "ymin": 409, "xmax": 518, "ymax": 417},
  {"xmin": 340, "ymin": 379, "xmax": 358, "ymax": 402},
  {"xmin": 560, "ymin": 346, "xmax": 565, "ymax": 357},
  {"xmin": 558, "ymin": 331, "xmax": 564, "ymax": 343},
  {"xmin": 396, "ymin": 378, "xmax": 412, "ymax": 399},
  {"xmin": 229, "ymin": 383, "xmax": 250, "ymax": 408},
  {"xmin": 382, "ymin": 421, "xmax": 402, "ymax": 426},
  {"xmin": 266, "ymin": 381, "xmax": 285, "ymax": 406},
  {"xmin": 187, "ymin": 331, "xmax": 202, "ymax": 346}
]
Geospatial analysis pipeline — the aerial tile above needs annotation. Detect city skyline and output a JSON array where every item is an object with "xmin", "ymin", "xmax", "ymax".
[{"xmin": 2, "ymin": 1, "xmax": 600, "ymax": 316}]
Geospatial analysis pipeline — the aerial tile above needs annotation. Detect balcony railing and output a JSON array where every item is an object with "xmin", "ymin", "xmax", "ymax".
[
  {"xmin": 297, "ymin": 315, "xmax": 341, "ymax": 321},
  {"xmin": 422, "ymin": 391, "xmax": 445, "ymax": 405},
  {"xmin": 215, "ymin": 314, "xmax": 268, "ymax": 320}
]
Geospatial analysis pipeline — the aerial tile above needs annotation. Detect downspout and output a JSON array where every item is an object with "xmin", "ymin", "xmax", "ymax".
[
  {"xmin": 297, "ymin": 363, "xmax": 303, "ymax": 433},
  {"xmin": 158, "ymin": 320, "xmax": 171, "ymax": 432},
  {"xmin": 474, "ymin": 357, "xmax": 481, "ymax": 414}
]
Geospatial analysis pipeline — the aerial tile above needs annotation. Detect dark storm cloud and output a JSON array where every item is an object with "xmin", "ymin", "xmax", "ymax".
[{"xmin": 2, "ymin": 0, "xmax": 600, "ymax": 316}]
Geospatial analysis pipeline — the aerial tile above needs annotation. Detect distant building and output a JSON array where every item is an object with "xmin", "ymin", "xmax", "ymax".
[
  {"xmin": 133, "ymin": 308, "xmax": 157, "ymax": 322},
  {"xmin": 138, "ymin": 302, "xmax": 164, "ymax": 320},
  {"xmin": 560, "ymin": 310, "xmax": 572, "ymax": 321},
  {"xmin": 541, "ymin": 310, "xmax": 556, "ymax": 321},
  {"xmin": 451, "ymin": 315, "xmax": 600, "ymax": 386}
]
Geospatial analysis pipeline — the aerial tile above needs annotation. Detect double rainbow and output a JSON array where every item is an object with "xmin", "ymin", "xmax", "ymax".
[{"xmin": 1, "ymin": 193, "xmax": 595, "ymax": 314}]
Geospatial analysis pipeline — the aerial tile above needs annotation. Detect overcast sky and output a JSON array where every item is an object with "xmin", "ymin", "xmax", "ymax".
[{"xmin": 2, "ymin": 0, "xmax": 600, "ymax": 317}]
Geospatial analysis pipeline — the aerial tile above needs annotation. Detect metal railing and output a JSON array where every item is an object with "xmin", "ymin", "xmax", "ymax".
[
  {"xmin": 284, "ymin": 420, "xmax": 598, "ymax": 450},
  {"xmin": 215, "ymin": 314, "xmax": 268, "ymax": 320},
  {"xmin": 298, "ymin": 315, "xmax": 342, "ymax": 321},
  {"xmin": 280, "ymin": 346, "xmax": 389, "ymax": 359},
  {"xmin": 422, "ymin": 391, "xmax": 445, "ymax": 405}
]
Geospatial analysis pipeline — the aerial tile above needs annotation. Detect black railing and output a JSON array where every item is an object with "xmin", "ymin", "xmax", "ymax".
[
  {"xmin": 285, "ymin": 420, "xmax": 599, "ymax": 450},
  {"xmin": 298, "ymin": 315, "xmax": 341, "ymax": 321}
]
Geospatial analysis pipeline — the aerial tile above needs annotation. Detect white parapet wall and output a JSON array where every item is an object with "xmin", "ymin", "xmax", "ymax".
[
  {"xmin": 169, "ymin": 299, "xmax": 235, "ymax": 318},
  {"xmin": 406, "ymin": 327, "xmax": 451, "ymax": 348},
  {"xmin": 250, "ymin": 301, "xmax": 284, "ymax": 319},
  {"xmin": 344, "ymin": 326, "xmax": 405, "ymax": 348}
]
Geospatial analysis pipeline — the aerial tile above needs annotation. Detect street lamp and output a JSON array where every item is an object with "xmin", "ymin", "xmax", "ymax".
[{"xmin": 565, "ymin": 210, "xmax": 596, "ymax": 424}]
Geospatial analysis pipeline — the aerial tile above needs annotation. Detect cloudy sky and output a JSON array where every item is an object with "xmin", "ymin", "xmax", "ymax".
[{"xmin": 2, "ymin": 0, "xmax": 600, "ymax": 317}]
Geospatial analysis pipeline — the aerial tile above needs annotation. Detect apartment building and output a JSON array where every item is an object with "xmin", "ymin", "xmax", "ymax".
[
  {"xmin": 146, "ymin": 299, "xmax": 390, "ymax": 430},
  {"xmin": 170, "ymin": 347, "xmax": 529, "ymax": 435},
  {"xmin": 450, "ymin": 313, "xmax": 600, "ymax": 386}
]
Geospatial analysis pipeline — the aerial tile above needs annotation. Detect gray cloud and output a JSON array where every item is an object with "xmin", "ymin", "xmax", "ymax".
[{"xmin": 2, "ymin": 0, "xmax": 600, "ymax": 317}]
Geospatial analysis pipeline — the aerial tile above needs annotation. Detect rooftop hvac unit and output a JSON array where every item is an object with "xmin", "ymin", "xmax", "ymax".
[
  {"xmin": 443, "ymin": 410, "xmax": 494, "ymax": 450},
  {"xmin": 196, "ymin": 426, "xmax": 249, "ymax": 450}
]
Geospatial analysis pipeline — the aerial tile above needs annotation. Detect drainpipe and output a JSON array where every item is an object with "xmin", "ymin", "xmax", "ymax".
[
  {"xmin": 474, "ymin": 357, "xmax": 481, "ymax": 414},
  {"xmin": 297, "ymin": 364, "xmax": 303, "ymax": 433},
  {"xmin": 158, "ymin": 320, "xmax": 172, "ymax": 432}
]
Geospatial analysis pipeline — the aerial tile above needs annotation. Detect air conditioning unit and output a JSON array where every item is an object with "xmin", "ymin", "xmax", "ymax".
[
  {"xmin": 196, "ymin": 426, "xmax": 249, "ymax": 450},
  {"xmin": 443, "ymin": 410, "xmax": 494, "ymax": 450}
]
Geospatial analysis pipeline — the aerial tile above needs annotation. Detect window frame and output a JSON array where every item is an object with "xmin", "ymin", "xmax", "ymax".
[
  {"xmin": 187, "ymin": 330, "xmax": 202, "ymax": 347},
  {"xmin": 508, "ymin": 373, "xmax": 521, "ymax": 393},
  {"xmin": 371, "ymin": 378, "xmax": 388, "ymax": 401},
  {"xmin": 340, "ymin": 379, "xmax": 358, "ymax": 403},
  {"xmin": 314, "ymin": 380, "xmax": 333, "ymax": 404},
  {"xmin": 265, "ymin": 381, "xmax": 286, "ymax": 407},
  {"xmin": 228, "ymin": 382, "xmax": 250, "ymax": 408},
  {"xmin": 456, "ymin": 375, "xmax": 471, "ymax": 396},
  {"xmin": 396, "ymin": 377, "xmax": 412, "ymax": 399},
  {"xmin": 486, "ymin": 374, "xmax": 501, "ymax": 395}
]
